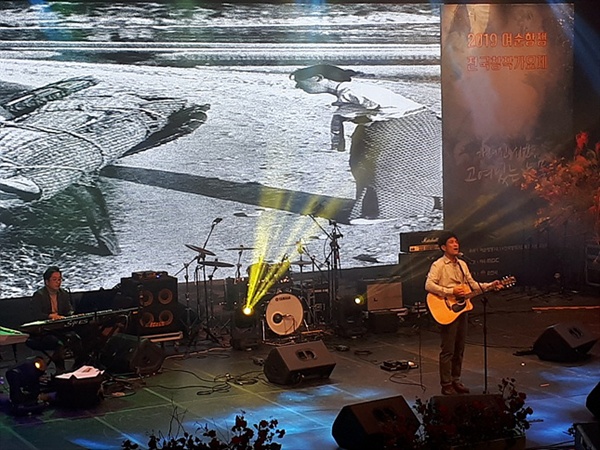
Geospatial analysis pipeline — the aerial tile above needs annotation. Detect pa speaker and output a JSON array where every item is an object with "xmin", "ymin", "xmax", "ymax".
[
  {"xmin": 263, "ymin": 340, "xmax": 335, "ymax": 385},
  {"xmin": 533, "ymin": 322, "xmax": 598, "ymax": 362},
  {"xmin": 587, "ymin": 382, "xmax": 600, "ymax": 418},
  {"xmin": 120, "ymin": 274, "xmax": 181, "ymax": 335},
  {"xmin": 99, "ymin": 334, "xmax": 165, "ymax": 375},
  {"xmin": 332, "ymin": 396, "xmax": 419, "ymax": 450}
]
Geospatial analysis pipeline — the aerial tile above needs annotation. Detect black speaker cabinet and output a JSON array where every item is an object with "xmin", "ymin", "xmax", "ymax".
[
  {"xmin": 332, "ymin": 395, "xmax": 419, "ymax": 450},
  {"xmin": 120, "ymin": 274, "xmax": 180, "ymax": 335},
  {"xmin": 587, "ymin": 382, "xmax": 600, "ymax": 418},
  {"xmin": 99, "ymin": 334, "xmax": 165, "ymax": 375},
  {"xmin": 533, "ymin": 322, "xmax": 598, "ymax": 362},
  {"xmin": 398, "ymin": 252, "xmax": 437, "ymax": 307},
  {"xmin": 263, "ymin": 340, "xmax": 336, "ymax": 385},
  {"xmin": 574, "ymin": 422, "xmax": 600, "ymax": 450}
]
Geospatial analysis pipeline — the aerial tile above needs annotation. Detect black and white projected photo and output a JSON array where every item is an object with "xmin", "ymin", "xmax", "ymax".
[{"xmin": 0, "ymin": 1, "xmax": 443, "ymax": 297}]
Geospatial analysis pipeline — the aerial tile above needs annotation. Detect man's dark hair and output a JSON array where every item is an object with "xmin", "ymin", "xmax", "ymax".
[
  {"xmin": 43, "ymin": 266, "xmax": 61, "ymax": 282},
  {"xmin": 437, "ymin": 231, "xmax": 458, "ymax": 250}
]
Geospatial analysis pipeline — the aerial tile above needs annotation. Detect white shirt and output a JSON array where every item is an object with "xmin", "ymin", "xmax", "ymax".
[{"xmin": 333, "ymin": 81, "xmax": 425, "ymax": 122}]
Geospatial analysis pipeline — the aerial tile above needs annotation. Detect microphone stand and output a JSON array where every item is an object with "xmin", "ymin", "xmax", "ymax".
[
  {"xmin": 478, "ymin": 278, "xmax": 490, "ymax": 394},
  {"xmin": 460, "ymin": 255, "xmax": 491, "ymax": 394}
]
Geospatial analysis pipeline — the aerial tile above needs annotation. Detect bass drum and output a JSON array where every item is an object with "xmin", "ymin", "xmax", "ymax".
[{"xmin": 265, "ymin": 293, "xmax": 304, "ymax": 336}]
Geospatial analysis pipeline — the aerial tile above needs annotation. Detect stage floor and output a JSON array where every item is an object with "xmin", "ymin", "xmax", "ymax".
[{"xmin": 1, "ymin": 287, "xmax": 599, "ymax": 450}]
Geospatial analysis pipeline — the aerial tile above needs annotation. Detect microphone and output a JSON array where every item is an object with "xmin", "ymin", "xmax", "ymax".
[
  {"xmin": 458, "ymin": 252, "xmax": 476, "ymax": 264},
  {"xmin": 213, "ymin": 217, "xmax": 223, "ymax": 224}
]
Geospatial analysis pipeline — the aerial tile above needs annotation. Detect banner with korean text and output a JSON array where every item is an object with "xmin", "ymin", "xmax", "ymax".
[{"xmin": 440, "ymin": 3, "xmax": 574, "ymax": 283}]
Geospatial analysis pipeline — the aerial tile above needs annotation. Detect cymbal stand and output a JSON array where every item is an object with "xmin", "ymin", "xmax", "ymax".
[
  {"xmin": 208, "ymin": 265, "xmax": 219, "ymax": 322},
  {"xmin": 234, "ymin": 248, "xmax": 246, "ymax": 282},
  {"xmin": 176, "ymin": 258, "xmax": 196, "ymax": 334},
  {"xmin": 183, "ymin": 221, "xmax": 221, "ymax": 347},
  {"xmin": 308, "ymin": 215, "xmax": 343, "ymax": 324},
  {"xmin": 182, "ymin": 260, "xmax": 204, "ymax": 351},
  {"xmin": 326, "ymin": 221, "xmax": 343, "ymax": 323},
  {"xmin": 295, "ymin": 243, "xmax": 314, "ymax": 324},
  {"xmin": 194, "ymin": 262, "xmax": 219, "ymax": 345}
]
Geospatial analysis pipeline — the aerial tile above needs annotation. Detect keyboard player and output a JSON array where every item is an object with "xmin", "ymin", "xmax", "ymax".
[{"xmin": 25, "ymin": 266, "xmax": 85, "ymax": 373}]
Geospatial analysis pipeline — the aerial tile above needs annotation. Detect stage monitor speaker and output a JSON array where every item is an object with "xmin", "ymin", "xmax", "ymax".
[
  {"xmin": 574, "ymin": 422, "xmax": 600, "ymax": 450},
  {"xmin": 120, "ymin": 274, "xmax": 181, "ymax": 335},
  {"xmin": 263, "ymin": 340, "xmax": 335, "ymax": 385},
  {"xmin": 587, "ymin": 382, "xmax": 600, "ymax": 418},
  {"xmin": 99, "ymin": 334, "xmax": 165, "ymax": 375},
  {"xmin": 332, "ymin": 395, "xmax": 419, "ymax": 450},
  {"xmin": 533, "ymin": 322, "xmax": 598, "ymax": 362}
]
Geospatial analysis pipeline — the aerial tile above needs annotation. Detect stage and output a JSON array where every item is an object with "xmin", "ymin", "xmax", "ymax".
[{"xmin": 0, "ymin": 285, "xmax": 599, "ymax": 450}]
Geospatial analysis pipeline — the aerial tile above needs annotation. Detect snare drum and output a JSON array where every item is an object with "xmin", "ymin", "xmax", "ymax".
[{"xmin": 265, "ymin": 293, "xmax": 304, "ymax": 336}]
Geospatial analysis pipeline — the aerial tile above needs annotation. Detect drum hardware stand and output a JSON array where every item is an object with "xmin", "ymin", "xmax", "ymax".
[
  {"xmin": 298, "ymin": 243, "xmax": 328, "ymax": 326},
  {"xmin": 228, "ymin": 245, "xmax": 254, "ymax": 282},
  {"xmin": 183, "ymin": 219, "xmax": 223, "ymax": 347},
  {"xmin": 174, "ymin": 258, "xmax": 198, "ymax": 340},
  {"xmin": 309, "ymin": 215, "xmax": 343, "ymax": 324}
]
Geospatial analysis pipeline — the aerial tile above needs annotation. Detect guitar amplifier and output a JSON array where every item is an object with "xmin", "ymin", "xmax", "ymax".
[
  {"xmin": 364, "ymin": 279, "xmax": 403, "ymax": 311},
  {"xmin": 400, "ymin": 230, "xmax": 445, "ymax": 253}
]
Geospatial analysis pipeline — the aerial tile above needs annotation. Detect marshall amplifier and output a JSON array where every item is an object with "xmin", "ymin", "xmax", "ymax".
[{"xmin": 399, "ymin": 230, "xmax": 444, "ymax": 254}]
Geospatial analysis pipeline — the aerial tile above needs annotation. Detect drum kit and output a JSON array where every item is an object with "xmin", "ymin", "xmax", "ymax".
[
  {"xmin": 177, "ymin": 238, "xmax": 332, "ymax": 344},
  {"xmin": 177, "ymin": 216, "xmax": 344, "ymax": 345}
]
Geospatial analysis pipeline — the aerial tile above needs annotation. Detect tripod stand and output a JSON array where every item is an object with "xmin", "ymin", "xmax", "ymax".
[
  {"xmin": 181, "ymin": 218, "xmax": 228, "ymax": 347},
  {"xmin": 309, "ymin": 215, "xmax": 343, "ymax": 324}
]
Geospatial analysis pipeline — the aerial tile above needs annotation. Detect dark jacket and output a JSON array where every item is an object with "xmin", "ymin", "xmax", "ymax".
[{"xmin": 31, "ymin": 287, "xmax": 73, "ymax": 321}]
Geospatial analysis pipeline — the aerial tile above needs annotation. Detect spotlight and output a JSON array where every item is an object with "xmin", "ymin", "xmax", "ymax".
[
  {"xmin": 353, "ymin": 295, "xmax": 365, "ymax": 306},
  {"xmin": 6, "ymin": 357, "xmax": 47, "ymax": 415},
  {"xmin": 242, "ymin": 306, "xmax": 253, "ymax": 316}
]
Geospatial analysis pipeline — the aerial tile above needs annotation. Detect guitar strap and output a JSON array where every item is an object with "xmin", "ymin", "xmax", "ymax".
[{"xmin": 456, "ymin": 260, "xmax": 474, "ymax": 292}]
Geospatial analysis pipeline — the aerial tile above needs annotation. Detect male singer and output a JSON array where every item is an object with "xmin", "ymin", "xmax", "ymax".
[{"xmin": 425, "ymin": 232, "xmax": 501, "ymax": 395}]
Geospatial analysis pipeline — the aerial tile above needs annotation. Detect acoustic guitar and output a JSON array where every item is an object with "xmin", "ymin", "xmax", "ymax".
[{"xmin": 426, "ymin": 276, "xmax": 516, "ymax": 325}]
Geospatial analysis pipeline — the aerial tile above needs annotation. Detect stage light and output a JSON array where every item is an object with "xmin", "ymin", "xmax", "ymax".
[
  {"xmin": 6, "ymin": 356, "xmax": 47, "ymax": 415},
  {"xmin": 353, "ymin": 295, "xmax": 365, "ymax": 306},
  {"xmin": 243, "ymin": 306, "xmax": 253, "ymax": 316}
]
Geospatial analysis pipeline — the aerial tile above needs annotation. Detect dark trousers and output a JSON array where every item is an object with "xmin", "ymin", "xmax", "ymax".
[
  {"xmin": 26, "ymin": 331, "xmax": 83, "ymax": 372},
  {"xmin": 439, "ymin": 313, "xmax": 468, "ymax": 386}
]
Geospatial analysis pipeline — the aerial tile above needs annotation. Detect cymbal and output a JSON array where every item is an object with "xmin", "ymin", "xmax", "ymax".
[
  {"xmin": 290, "ymin": 260, "xmax": 312, "ymax": 266},
  {"xmin": 226, "ymin": 245, "xmax": 255, "ymax": 251},
  {"xmin": 185, "ymin": 244, "xmax": 215, "ymax": 256},
  {"xmin": 199, "ymin": 260, "xmax": 234, "ymax": 268}
]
